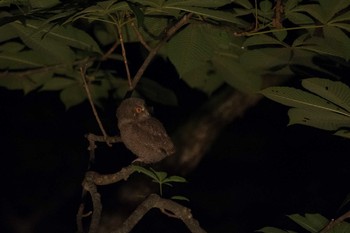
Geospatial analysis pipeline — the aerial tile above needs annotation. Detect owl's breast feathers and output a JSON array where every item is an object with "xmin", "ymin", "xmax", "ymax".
[{"xmin": 119, "ymin": 117, "xmax": 175, "ymax": 163}]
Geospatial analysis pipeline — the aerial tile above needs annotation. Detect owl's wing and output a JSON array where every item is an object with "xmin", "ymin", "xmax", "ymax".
[{"xmin": 136, "ymin": 118, "xmax": 175, "ymax": 154}]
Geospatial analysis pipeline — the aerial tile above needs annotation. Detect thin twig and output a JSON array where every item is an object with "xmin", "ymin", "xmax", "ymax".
[
  {"xmin": 80, "ymin": 66, "xmax": 111, "ymax": 147},
  {"xmin": 101, "ymin": 40, "xmax": 119, "ymax": 61},
  {"xmin": 130, "ymin": 13, "xmax": 193, "ymax": 90},
  {"xmin": 116, "ymin": 23, "xmax": 133, "ymax": 89},
  {"xmin": 234, "ymin": 0, "xmax": 259, "ymax": 36},
  {"xmin": 130, "ymin": 20, "xmax": 152, "ymax": 51}
]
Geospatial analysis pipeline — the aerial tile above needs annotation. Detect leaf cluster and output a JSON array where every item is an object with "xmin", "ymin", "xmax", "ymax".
[
  {"xmin": 0, "ymin": 0, "xmax": 349, "ymax": 109},
  {"xmin": 261, "ymin": 78, "xmax": 350, "ymax": 139},
  {"xmin": 132, "ymin": 165, "xmax": 188, "ymax": 200},
  {"xmin": 259, "ymin": 213, "xmax": 350, "ymax": 233}
]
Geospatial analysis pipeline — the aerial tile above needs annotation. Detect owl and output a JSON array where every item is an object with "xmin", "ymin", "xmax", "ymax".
[{"xmin": 116, "ymin": 98, "xmax": 175, "ymax": 164}]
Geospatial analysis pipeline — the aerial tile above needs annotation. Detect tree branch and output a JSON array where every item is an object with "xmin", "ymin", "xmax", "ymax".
[
  {"xmin": 111, "ymin": 194, "xmax": 206, "ymax": 233},
  {"xmin": 116, "ymin": 23, "xmax": 133, "ymax": 89},
  {"xmin": 320, "ymin": 210, "xmax": 350, "ymax": 233},
  {"xmin": 130, "ymin": 13, "xmax": 193, "ymax": 90},
  {"xmin": 80, "ymin": 67, "xmax": 111, "ymax": 147},
  {"xmin": 166, "ymin": 75, "xmax": 289, "ymax": 175}
]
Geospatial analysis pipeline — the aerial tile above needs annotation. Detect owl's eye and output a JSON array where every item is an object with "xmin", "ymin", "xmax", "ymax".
[{"xmin": 135, "ymin": 106, "xmax": 144, "ymax": 113}]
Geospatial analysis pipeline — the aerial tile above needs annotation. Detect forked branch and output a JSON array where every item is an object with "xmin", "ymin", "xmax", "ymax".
[{"xmin": 111, "ymin": 194, "xmax": 206, "ymax": 233}]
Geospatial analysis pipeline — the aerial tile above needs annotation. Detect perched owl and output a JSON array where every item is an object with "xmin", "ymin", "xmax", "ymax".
[{"xmin": 116, "ymin": 98, "xmax": 175, "ymax": 164}]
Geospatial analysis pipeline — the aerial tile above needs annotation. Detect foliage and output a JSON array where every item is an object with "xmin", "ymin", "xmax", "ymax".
[
  {"xmin": 261, "ymin": 78, "xmax": 350, "ymax": 139},
  {"xmin": 1, "ymin": 0, "xmax": 350, "ymax": 108},
  {"xmin": 132, "ymin": 165, "xmax": 188, "ymax": 200},
  {"xmin": 258, "ymin": 213, "xmax": 350, "ymax": 233}
]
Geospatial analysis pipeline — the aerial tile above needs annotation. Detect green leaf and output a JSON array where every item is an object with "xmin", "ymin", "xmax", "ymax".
[
  {"xmin": 234, "ymin": 0, "xmax": 252, "ymax": 9},
  {"xmin": 164, "ymin": 6, "xmax": 248, "ymax": 26},
  {"xmin": 0, "ymin": 51, "xmax": 50, "ymax": 69},
  {"xmin": 151, "ymin": 168, "xmax": 167, "ymax": 182},
  {"xmin": 0, "ymin": 41, "xmax": 25, "ymax": 52},
  {"xmin": 302, "ymin": 78, "xmax": 350, "ymax": 113},
  {"xmin": 319, "ymin": 0, "xmax": 350, "ymax": 22},
  {"xmin": 67, "ymin": 1, "xmax": 129, "ymax": 23},
  {"xmin": 0, "ymin": 23, "xmax": 18, "ymax": 42},
  {"xmin": 0, "ymin": 72, "xmax": 52, "ymax": 94},
  {"xmin": 292, "ymin": 34, "xmax": 310, "ymax": 47},
  {"xmin": 29, "ymin": 0, "xmax": 60, "ymax": 9},
  {"xmin": 10, "ymin": 21, "xmax": 76, "ymax": 64},
  {"xmin": 127, "ymin": 1, "xmax": 144, "ymax": 28},
  {"xmin": 292, "ymin": 4, "xmax": 325, "ymax": 24},
  {"xmin": 300, "ymin": 37, "xmax": 344, "ymax": 59},
  {"xmin": 273, "ymin": 30, "xmax": 287, "ymax": 42},
  {"xmin": 288, "ymin": 214, "xmax": 329, "ymax": 233},
  {"xmin": 137, "ymin": 78, "xmax": 178, "ymax": 106},
  {"xmin": 22, "ymin": 20, "xmax": 102, "ymax": 54},
  {"xmin": 181, "ymin": 62, "xmax": 224, "ymax": 95},
  {"xmin": 290, "ymin": 49, "xmax": 337, "ymax": 78},
  {"xmin": 94, "ymin": 24, "xmax": 116, "ymax": 46},
  {"xmin": 110, "ymin": 77, "xmax": 130, "ymax": 99},
  {"xmin": 240, "ymin": 48, "xmax": 292, "ymax": 71},
  {"xmin": 212, "ymin": 54, "xmax": 262, "ymax": 93},
  {"xmin": 165, "ymin": 0, "xmax": 232, "ymax": 8},
  {"xmin": 163, "ymin": 175, "xmax": 187, "ymax": 183},
  {"xmin": 202, "ymin": 24, "xmax": 239, "ymax": 51},
  {"xmin": 260, "ymin": 0, "xmax": 272, "ymax": 13},
  {"xmin": 132, "ymin": 165, "xmax": 158, "ymax": 178},
  {"xmin": 132, "ymin": 165, "xmax": 157, "ymax": 179},
  {"xmin": 284, "ymin": 0, "xmax": 303, "ymax": 12},
  {"xmin": 285, "ymin": 12, "xmax": 314, "ymax": 25},
  {"xmin": 257, "ymin": 227, "xmax": 290, "ymax": 233},
  {"xmin": 260, "ymin": 87, "xmax": 350, "ymax": 116},
  {"xmin": 288, "ymin": 108, "xmax": 350, "ymax": 130},
  {"xmin": 167, "ymin": 24, "xmax": 213, "ymax": 76},
  {"xmin": 171, "ymin": 196, "xmax": 190, "ymax": 201},
  {"xmin": 331, "ymin": 23, "xmax": 350, "ymax": 33},
  {"xmin": 243, "ymin": 34, "xmax": 286, "ymax": 48},
  {"xmin": 89, "ymin": 79, "xmax": 111, "ymax": 107},
  {"xmin": 137, "ymin": 16, "xmax": 169, "ymax": 42},
  {"xmin": 41, "ymin": 77, "xmax": 77, "ymax": 91},
  {"xmin": 333, "ymin": 222, "xmax": 350, "ymax": 233},
  {"xmin": 334, "ymin": 129, "xmax": 350, "ymax": 139},
  {"xmin": 330, "ymin": 11, "xmax": 350, "ymax": 23},
  {"xmin": 48, "ymin": 25, "xmax": 102, "ymax": 54},
  {"xmin": 130, "ymin": 0, "xmax": 163, "ymax": 8},
  {"xmin": 323, "ymin": 26, "xmax": 350, "ymax": 60},
  {"xmin": 60, "ymin": 83, "xmax": 87, "ymax": 109}
]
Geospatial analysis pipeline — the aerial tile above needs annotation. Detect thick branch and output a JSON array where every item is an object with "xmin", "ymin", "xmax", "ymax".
[
  {"xmin": 78, "ymin": 166, "xmax": 135, "ymax": 233},
  {"xmin": 82, "ymin": 172, "xmax": 102, "ymax": 233},
  {"xmin": 88, "ymin": 166, "xmax": 135, "ymax": 186},
  {"xmin": 166, "ymin": 76, "xmax": 288, "ymax": 175},
  {"xmin": 111, "ymin": 194, "xmax": 206, "ymax": 233}
]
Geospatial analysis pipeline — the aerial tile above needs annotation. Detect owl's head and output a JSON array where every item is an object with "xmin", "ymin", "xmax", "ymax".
[{"xmin": 116, "ymin": 98, "xmax": 150, "ymax": 123}]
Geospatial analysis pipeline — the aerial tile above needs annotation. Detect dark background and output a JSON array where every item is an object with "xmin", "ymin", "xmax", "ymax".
[{"xmin": 0, "ymin": 56, "xmax": 349, "ymax": 233}]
